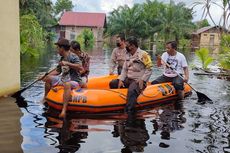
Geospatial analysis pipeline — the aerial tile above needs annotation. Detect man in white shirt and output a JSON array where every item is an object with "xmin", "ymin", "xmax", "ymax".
[{"xmin": 151, "ymin": 41, "xmax": 189, "ymax": 99}]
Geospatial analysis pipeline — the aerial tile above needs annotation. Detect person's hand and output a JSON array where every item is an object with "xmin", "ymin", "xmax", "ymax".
[
  {"xmin": 156, "ymin": 54, "xmax": 162, "ymax": 67},
  {"xmin": 59, "ymin": 61, "xmax": 68, "ymax": 66},
  {"xmin": 118, "ymin": 80, "xmax": 124, "ymax": 88},
  {"xmin": 184, "ymin": 75, "xmax": 189, "ymax": 83}
]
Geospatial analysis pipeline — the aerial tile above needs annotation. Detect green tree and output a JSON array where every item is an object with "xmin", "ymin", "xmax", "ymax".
[
  {"xmin": 212, "ymin": 0, "xmax": 230, "ymax": 29},
  {"xmin": 193, "ymin": 0, "xmax": 230, "ymax": 30},
  {"xmin": 20, "ymin": 0, "xmax": 56, "ymax": 29},
  {"xmin": 76, "ymin": 29, "xmax": 95, "ymax": 49},
  {"xmin": 154, "ymin": 1, "xmax": 195, "ymax": 43},
  {"xmin": 195, "ymin": 19, "xmax": 210, "ymax": 28},
  {"xmin": 192, "ymin": 0, "xmax": 217, "ymax": 26},
  {"xmin": 20, "ymin": 14, "xmax": 47, "ymax": 57},
  {"xmin": 219, "ymin": 34, "xmax": 230, "ymax": 69},
  {"xmin": 54, "ymin": 0, "xmax": 74, "ymax": 17},
  {"xmin": 142, "ymin": 0, "xmax": 165, "ymax": 40},
  {"xmin": 106, "ymin": 4, "xmax": 147, "ymax": 38},
  {"xmin": 195, "ymin": 48, "xmax": 214, "ymax": 70}
]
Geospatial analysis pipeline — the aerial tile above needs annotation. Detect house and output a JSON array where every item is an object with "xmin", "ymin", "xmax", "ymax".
[
  {"xmin": 56, "ymin": 11, "xmax": 106, "ymax": 42},
  {"xmin": 191, "ymin": 26, "xmax": 227, "ymax": 53}
]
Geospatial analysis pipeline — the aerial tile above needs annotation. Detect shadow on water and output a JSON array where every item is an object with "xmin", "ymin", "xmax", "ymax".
[
  {"xmin": 18, "ymin": 44, "xmax": 230, "ymax": 153},
  {"xmin": 35, "ymin": 101, "xmax": 187, "ymax": 153}
]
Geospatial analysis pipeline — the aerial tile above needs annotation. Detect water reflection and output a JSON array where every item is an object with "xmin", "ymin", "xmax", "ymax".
[
  {"xmin": 118, "ymin": 113, "xmax": 149, "ymax": 153},
  {"xmin": 45, "ymin": 113, "xmax": 88, "ymax": 153}
]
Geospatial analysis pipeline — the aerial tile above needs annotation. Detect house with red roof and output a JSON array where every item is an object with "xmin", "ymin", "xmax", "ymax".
[{"xmin": 56, "ymin": 11, "xmax": 106, "ymax": 42}]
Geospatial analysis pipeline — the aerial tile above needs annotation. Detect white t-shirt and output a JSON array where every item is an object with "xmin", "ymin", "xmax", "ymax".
[{"xmin": 161, "ymin": 52, "xmax": 188, "ymax": 77}]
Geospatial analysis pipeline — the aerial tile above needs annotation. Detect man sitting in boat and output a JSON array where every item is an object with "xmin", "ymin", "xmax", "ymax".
[
  {"xmin": 70, "ymin": 41, "xmax": 90, "ymax": 88},
  {"xmin": 151, "ymin": 41, "xmax": 189, "ymax": 100},
  {"xmin": 42, "ymin": 38, "xmax": 83, "ymax": 118},
  {"xmin": 109, "ymin": 36, "xmax": 153, "ymax": 113}
]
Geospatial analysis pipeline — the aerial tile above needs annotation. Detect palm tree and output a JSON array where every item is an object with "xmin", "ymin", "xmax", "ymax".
[
  {"xmin": 154, "ymin": 1, "xmax": 195, "ymax": 43},
  {"xmin": 106, "ymin": 4, "xmax": 147, "ymax": 38},
  {"xmin": 192, "ymin": 0, "xmax": 217, "ymax": 26},
  {"xmin": 212, "ymin": 0, "xmax": 230, "ymax": 29}
]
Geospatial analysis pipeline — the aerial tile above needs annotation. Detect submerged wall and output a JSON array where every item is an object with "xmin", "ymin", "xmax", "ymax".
[{"xmin": 0, "ymin": 0, "xmax": 20, "ymax": 96}]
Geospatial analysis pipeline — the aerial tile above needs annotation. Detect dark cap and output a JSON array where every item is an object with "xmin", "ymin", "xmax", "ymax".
[{"xmin": 55, "ymin": 38, "xmax": 70, "ymax": 47}]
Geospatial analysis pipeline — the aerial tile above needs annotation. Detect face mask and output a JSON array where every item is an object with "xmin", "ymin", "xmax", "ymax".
[
  {"xmin": 126, "ymin": 46, "xmax": 131, "ymax": 52},
  {"xmin": 116, "ymin": 42, "xmax": 121, "ymax": 47}
]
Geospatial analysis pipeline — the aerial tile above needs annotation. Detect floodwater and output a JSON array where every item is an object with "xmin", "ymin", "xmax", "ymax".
[{"xmin": 18, "ymin": 43, "xmax": 230, "ymax": 153}]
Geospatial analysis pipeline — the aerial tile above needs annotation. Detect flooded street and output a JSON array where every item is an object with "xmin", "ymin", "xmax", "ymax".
[{"xmin": 18, "ymin": 44, "xmax": 230, "ymax": 153}]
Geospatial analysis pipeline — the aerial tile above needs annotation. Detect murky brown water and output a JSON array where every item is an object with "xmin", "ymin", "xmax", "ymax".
[{"xmin": 19, "ymin": 44, "xmax": 230, "ymax": 153}]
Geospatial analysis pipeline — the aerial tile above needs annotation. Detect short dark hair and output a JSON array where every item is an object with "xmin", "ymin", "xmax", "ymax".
[
  {"xmin": 166, "ymin": 41, "xmax": 177, "ymax": 50},
  {"xmin": 70, "ymin": 40, "xmax": 81, "ymax": 51},
  {"xmin": 55, "ymin": 38, "xmax": 70, "ymax": 51},
  {"xmin": 126, "ymin": 36, "xmax": 138, "ymax": 48}
]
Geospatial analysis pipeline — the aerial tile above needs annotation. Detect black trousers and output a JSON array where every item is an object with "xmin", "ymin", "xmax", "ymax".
[{"xmin": 109, "ymin": 78, "xmax": 146, "ymax": 112}]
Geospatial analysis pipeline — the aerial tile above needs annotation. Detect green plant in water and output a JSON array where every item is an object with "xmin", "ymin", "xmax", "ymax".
[
  {"xmin": 76, "ymin": 29, "xmax": 95, "ymax": 50},
  {"xmin": 219, "ymin": 34, "xmax": 230, "ymax": 70},
  {"xmin": 20, "ymin": 14, "xmax": 47, "ymax": 57},
  {"xmin": 195, "ymin": 48, "xmax": 213, "ymax": 70}
]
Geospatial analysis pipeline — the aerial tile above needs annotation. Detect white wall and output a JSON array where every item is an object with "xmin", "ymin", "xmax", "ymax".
[{"xmin": 0, "ymin": 0, "xmax": 20, "ymax": 96}]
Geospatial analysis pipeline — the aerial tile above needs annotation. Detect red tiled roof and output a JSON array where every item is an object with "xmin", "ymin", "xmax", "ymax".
[{"xmin": 59, "ymin": 11, "xmax": 106, "ymax": 28}]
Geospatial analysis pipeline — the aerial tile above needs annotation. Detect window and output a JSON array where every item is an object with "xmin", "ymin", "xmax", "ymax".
[{"xmin": 70, "ymin": 34, "xmax": 75, "ymax": 40}]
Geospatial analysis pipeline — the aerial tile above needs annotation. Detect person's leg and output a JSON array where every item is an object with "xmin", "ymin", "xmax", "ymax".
[
  {"xmin": 172, "ymin": 76, "xmax": 184, "ymax": 100},
  {"xmin": 151, "ymin": 75, "xmax": 169, "ymax": 85},
  {"xmin": 126, "ymin": 81, "xmax": 146, "ymax": 113},
  {"xmin": 59, "ymin": 82, "xmax": 72, "ymax": 118},
  {"xmin": 109, "ymin": 79, "xmax": 120, "ymax": 89},
  {"xmin": 81, "ymin": 76, "xmax": 87, "ymax": 88},
  {"xmin": 42, "ymin": 75, "xmax": 60, "ymax": 103},
  {"xmin": 117, "ymin": 65, "xmax": 122, "ymax": 75}
]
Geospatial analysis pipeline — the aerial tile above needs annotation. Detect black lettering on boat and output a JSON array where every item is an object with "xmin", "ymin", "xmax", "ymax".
[
  {"xmin": 164, "ymin": 84, "xmax": 174, "ymax": 94},
  {"xmin": 158, "ymin": 85, "xmax": 167, "ymax": 96},
  {"xmin": 72, "ymin": 95, "xmax": 87, "ymax": 103}
]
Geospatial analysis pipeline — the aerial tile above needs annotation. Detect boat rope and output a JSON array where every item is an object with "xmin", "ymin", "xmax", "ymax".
[
  {"xmin": 102, "ymin": 89, "xmax": 127, "ymax": 100},
  {"xmin": 140, "ymin": 85, "xmax": 175, "ymax": 98},
  {"xmin": 140, "ymin": 90, "xmax": 161, "ymax": 98}
]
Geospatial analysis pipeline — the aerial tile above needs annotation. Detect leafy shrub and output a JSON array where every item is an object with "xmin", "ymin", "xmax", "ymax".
[
  {"xmin": 20, "ymin": 14, "xmax": 46, "ymax": 57},
  {"xmin": 195, "ymin": 48, "xmax": 213, "ymax": 70},
  {"xmin": 219, "ymin": 34, "xmax": 230, "ymax": 69},
  {"xmin": 76, "ymin": 28, "xmax": 95, "ymax": 50}
]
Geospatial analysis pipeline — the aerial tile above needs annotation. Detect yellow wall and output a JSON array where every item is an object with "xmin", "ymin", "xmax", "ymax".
[
  {"xmin": 0, "ymin": 0, "xmax": 20, "ymax": 96},
  {"xmin": 200, "ymin": 33, "xmax": 220, "ymax": 46},
  {"xmin": 200, "ymin": 33, "xmax": 220, "ymax": 53},
  {"xmin": 64, "ymin": 26, "xmax": 104, "ymax": 41}
]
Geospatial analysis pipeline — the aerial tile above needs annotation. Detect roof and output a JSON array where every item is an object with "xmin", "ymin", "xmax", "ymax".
[
  {"xmin": 193, "ymin": 26, "xmax": 213, "ymax": 34},
  {"xmin": 192, "ymin": 26, "xmax": 226, "ymax": 34},
  {"xmin": 59, "ymin": 11, "xmax": 106, "ymax": 28}
]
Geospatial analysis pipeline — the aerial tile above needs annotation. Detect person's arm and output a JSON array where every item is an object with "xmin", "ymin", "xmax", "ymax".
[
  {"xmin": 118, "ymin": 60, "xmax": 127, "ymax": 81},
  {"xmin": 156, "ymin": 54, "xmax": 162, "ymax": 67},
  {"xmin": 181, "ymin": 54, "xmax": 189, "ymax": 82},
  {"xmin": 60, "ymin": 61, "xmax": 83, "ymax": 71},
  {"xmin": 183, "ymin": 67, "xmax": 189, "ymax": 82},
  {"xmin": 48, "ymin": 69, "xmax": 60, "ymax": 75},
  {"xmin": 109, "ymin": 49, "xmax": 117, "ymax": 75},
  {"xmin": 80, "ymin": 55, "xmax": 90, "ymax": 74},
  {"xmin": 141, "ymin": 51, "xmax": 153, "ymax": 82}
]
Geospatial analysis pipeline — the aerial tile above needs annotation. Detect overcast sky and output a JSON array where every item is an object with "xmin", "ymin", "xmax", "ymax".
[{"xmin": 53, "ymin": 0, "xmax": 229, "ymax": 26}]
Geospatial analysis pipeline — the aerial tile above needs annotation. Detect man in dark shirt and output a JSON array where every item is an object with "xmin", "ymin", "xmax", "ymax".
[{"xmin": 43, "ymin": 38, "xmax": 83, "ymax": 118}]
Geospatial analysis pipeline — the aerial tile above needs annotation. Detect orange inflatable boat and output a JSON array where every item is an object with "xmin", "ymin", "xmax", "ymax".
[{"xmin": 46, "ymin": 75, "xmax": 192, "ymax": 113}]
